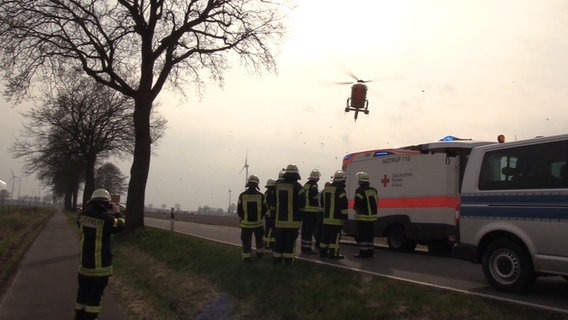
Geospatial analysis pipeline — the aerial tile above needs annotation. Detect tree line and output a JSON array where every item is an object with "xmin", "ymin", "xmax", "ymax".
[{"xmin": 0, "ymin": 0, "xmax": 288, "ymax": 231}]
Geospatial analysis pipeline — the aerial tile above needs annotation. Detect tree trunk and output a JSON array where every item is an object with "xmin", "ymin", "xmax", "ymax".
[
  {"xmin": 64, "ymin": 190, "xmax": 73, "ymax": 211},
  {"xmin": 125, "ymin": 98, "xmax": 153, "ymax": 232},
  {"xmin": 82, "ymin": 156, "xmax": 97, "ymax": 209}
]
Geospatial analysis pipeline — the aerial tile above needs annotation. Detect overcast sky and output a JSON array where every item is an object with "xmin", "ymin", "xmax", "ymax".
[{"xmin": 1, "ymin": 0, "xmax": 567, "ymax": 211}]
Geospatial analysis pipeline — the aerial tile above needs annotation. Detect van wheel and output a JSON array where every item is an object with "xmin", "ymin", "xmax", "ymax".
[
  {"xmin": 387, "ymin": 225, "xmax": 416, "ymax": 252},
  {"xmin": 482, "ymin": 239, "xmax": 535, "ymax": 293}
]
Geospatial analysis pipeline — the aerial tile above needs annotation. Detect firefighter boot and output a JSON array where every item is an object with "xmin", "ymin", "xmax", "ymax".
[
  {"xmin": 84, "ymin": 312, "xmax": 98, "ymax": 320},
  {"xmin": 273, "ymin": 257, "xmax": 283, "ymax": 264},
  {"xmin": 74, "ymin": 309, "xmax": 85, "ymax": 320}
]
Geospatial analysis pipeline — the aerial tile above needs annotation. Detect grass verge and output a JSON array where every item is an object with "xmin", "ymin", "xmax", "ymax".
[
  {"xmin": 110, "ymin": 227, "xmax": 568, "ymax": 320},
  {"xmin": 0, "ymin": 207, "xmax": 55, "ymax": 297}
]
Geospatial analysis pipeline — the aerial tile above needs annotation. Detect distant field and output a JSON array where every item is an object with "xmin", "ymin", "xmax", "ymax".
[{"xmin": 145, "ymin": 212, "xmax": 239, "ymax": 227}]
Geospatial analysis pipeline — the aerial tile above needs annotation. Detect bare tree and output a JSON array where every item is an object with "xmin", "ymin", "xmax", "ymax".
[
  {"xmin": 0, "ymin": 0, "xmax": 288, "ymax": 231},
  {"xmin": 12, "ymin": 78, "xmax": 166, "ymax": 208},
  {"xmin": 95, "ymin": 162, "xmax": 128, "ymax": 196}
]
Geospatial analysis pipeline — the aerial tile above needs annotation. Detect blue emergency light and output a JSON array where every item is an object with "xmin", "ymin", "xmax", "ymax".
[{"xmin": 374, "ymin": 151, "xmax": 394, "ymax": 157}]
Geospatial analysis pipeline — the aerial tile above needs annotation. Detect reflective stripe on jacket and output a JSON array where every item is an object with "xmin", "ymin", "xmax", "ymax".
[
  {"xmin": 354, "ymin": 185, "xmax": 378, "ymax": 222},
  {"xmin": 78, "ymin": 204, "xmax": 125, "ymax": 277},
  {"xmin": 238, "ymin": 188, "xmax": 265, "ymax": 228},
  {"xmin": 274, "ymin": 179, "xmax": 305, "ymax": 228},
  {"xmin": 322, "ymin": 183, "xmax": 348, "ymax": 226},
  {"xmin": 303, "ymin": 180, "xmax": 320, "ymax": 213}
]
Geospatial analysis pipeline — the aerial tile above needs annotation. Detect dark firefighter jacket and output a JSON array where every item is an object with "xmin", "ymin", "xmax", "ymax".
[
  {"xmin": 354, "ymin": 183, "xmax": 379, "ymax": 222},
  {"xmin": 303, "ymin": 180, "xmax": 320, "ymax": 214},
  {"xmin": 321, "ymin": 182, "xmax": 349, "ymax": 226},
  {"xmin": 238, "ymin": 187, "xmax": 266, "ymax": 228},
  {"xmin": 264, "ymin": 186, "xmax": 276, "ymax": 217},
  {"xmin": 273, "ymin": 178, "xmax": 306, "ymax": 228},
  {"xmin": 77, "ymin": 203, "xmax": 125, "ymax": 277}
]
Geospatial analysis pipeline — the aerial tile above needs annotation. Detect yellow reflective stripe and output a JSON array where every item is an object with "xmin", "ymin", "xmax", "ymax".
[
  {"xmin": 365, "ymin": 189, "xmax": 378, "ymax": 213},
  {"xmin": 79, "ymin": 265, "xmax": 113, "ymax": 277},
  {"xmin": 85, "ymin": 304, "xmax": 102, "ymax": 313}
]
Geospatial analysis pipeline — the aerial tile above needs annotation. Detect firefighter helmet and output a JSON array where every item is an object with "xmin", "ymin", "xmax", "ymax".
[
  {"xmin": 90, "ymin": 189, "xmax": 111, "ymax": 202},
  {"xmin": 265, "ymin": 178, "xmax": 276, "ymax": 188},
  {"xmin": 357, "ymin": 171, "xmax": 369, "ymax": 184},
  {"xmin": 333, "ymin": 170, "xmax": 346, "ymax": 182},
  {"xmin": 283, "ymin": 164, "xmax": 301, "ymax": 180},
  {"xmin": 309, "ymin": 169, "xmax": 321, "ymax": 181},
  {"xmin": 246, "ymin": 175, "xmax": 260, "ymax": 188}
]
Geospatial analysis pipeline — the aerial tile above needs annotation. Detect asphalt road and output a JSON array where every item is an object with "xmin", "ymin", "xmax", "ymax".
[{"xmin": 145, "ymin": 216, "xmax": 568, "ymax": 314}]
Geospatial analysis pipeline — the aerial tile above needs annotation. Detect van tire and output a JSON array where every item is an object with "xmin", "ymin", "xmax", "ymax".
[
  {"xmin": 386, "ymin": 225, "xmax": 416, "ymax": 252},
  {"xmin": 482, "ymin": 239, "xmax": 535, "ymax": 293}
]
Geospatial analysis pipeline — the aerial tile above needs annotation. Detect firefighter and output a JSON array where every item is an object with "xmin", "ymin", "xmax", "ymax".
[
  {"xmin": 320, "ymin": 170, "xmax": 349, "ymax": 259},
  {"xmin": 75, "ymin": 189, "xmax": 125, "ymax": 320},
  {"xmin": 263, "ymin": 178, "xmax": 277, "ymax": 250},
  {"xmin": 301, "ymin": 169, "xmax": 321, "ymax": 254},
  {"xmin": 353, "ymin": 171, "xmax": 379, "ymax": 258},
  {"xmin": 271, "ymin": 164, "xmax": 306, "ymax": 265},
  {"xmin": 237, "ymin": 175, "xmax": 266, "ymax": 262}
]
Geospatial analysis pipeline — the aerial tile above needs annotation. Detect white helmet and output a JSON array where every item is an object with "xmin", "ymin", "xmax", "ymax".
[
  {"xmin": 246, "ymin": 175, "xmax": 260, "ymax": 187},
  {"xmin": 248, "ymin": 175, "xmax": 260, "ymax": 184},
  {"xmin": 90, "ymin": 189, "xmax": 111, "ymax": 202},
  {"xmin": 357, "ymin": 171, "xmax": 369, "ymax": 184},
  {"xmin": 285, "ymin": 164, "xmax": 299, "ymax": 174},
  {"xmin": 333, "ymin": 170, "xmax": 346, "ymax": 182},
  {"xmin": 283, "ymin": 164, "xmax": 301, "ymax": 180},
  {"xmin": 309, "ymin": 169, "xmax": 321, "ymax": 181}
]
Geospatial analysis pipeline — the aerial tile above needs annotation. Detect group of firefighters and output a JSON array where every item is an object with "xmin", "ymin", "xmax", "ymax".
[{"xmin": 237, "ymin": 164, "xmax": 379, "ymax": 264}]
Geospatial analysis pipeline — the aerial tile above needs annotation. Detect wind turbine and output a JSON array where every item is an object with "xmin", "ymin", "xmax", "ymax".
[
  {"xmin": 239, "ymin": 151, "xmax": 250, "ymax": 186},
  {"xmin": 9, "ymin": 170, "xmax": 19, "ymax": 200}
]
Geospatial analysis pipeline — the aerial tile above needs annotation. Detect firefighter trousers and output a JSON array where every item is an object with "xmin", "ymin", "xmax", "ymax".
[
  {"xmin": 241, "ymin": 226, "xmax": 264, "ymax": 260},
  {"xmin": 356, "ymin": 220, "xmax": 375, "ymax": 257},
  {"xmin": 75, "ymin": 274, "xmax": 109, "ymax": 320},
  {"xmin": 320, "ymin": 224, "xmax": 343, "ymax": 257},
  {"xmin": 272, "ymin": 227, "xmax": 298, "ymax": 263},
  {"xmin": 301, "ymin": 213, "xmax": 318, "ymax": 253}
]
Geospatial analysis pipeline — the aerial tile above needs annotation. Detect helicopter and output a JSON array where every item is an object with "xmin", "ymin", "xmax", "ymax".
[{"xmin": 334, "ymin": 72, "xmax": 373, "ymax": 121}]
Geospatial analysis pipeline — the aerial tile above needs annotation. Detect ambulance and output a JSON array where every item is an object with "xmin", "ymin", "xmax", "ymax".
[{"xmin": 342, "ymin": 136, "xmax": 493, "ymax": 253}]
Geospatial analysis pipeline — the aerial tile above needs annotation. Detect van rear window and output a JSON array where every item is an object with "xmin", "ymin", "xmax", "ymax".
[{"xmin": 478, "ymin": 140, "xmax": 568, "ymax": 190}]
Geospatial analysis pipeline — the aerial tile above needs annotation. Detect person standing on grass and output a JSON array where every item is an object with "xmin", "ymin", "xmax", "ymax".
[
  {"xmin": 75, "ymin": 189, "xmax": 125, "ymax": 320},
  {"xmin": 237, "ymin": 175, "xmax": 266, "ymax": 262},
  {"xmin": 263, "ymin": 178, "xmax": 277, "ymax": 250},
  {"xmin": 353, "ymin": 171, "xmax": 379, "ymax": 258},
  {"xmin": 271, "ymin": 164, "xmax": 306, "ymax": 265},
  {"xmin": 300, "ymin": 169, "xmax": 321, "ymax": 255},
  {"xmin": 319, "ymin": 170, "xmax": 349, "ymax": 259}
]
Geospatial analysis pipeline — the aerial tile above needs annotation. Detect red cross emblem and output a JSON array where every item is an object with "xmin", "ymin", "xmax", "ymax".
[{"xmin": 381, "ymin": 174, "xmax": 390, "ymax": 187}]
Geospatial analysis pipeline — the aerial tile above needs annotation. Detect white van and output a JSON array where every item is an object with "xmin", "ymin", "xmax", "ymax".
[{"xmin": 454, "ymin": 134, "xmax": 568, "ymax": 292}]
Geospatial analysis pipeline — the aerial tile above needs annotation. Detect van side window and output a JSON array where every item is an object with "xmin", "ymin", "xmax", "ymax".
[{"xmin": 479, "ymin": 141, "xmax": 568, "ymax": 190}]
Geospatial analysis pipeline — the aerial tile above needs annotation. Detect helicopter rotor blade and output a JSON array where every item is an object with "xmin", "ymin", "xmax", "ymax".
[
  {"xmin": 361, "ymin": 75, "xmax": 406, "ymax": 83},
  {"xmin": 346, "ymin": 71, "xmax": 360, "ymax": 82},
  {"xmin": 327, "ymin": 81, "xmax": 355, "ymax": 85}
]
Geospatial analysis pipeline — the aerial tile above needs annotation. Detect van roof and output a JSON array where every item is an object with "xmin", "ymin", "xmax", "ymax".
[{"xmin": 472, "ymin": 133, "xmax": 568, "ymax": 151}]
